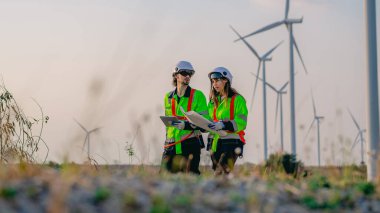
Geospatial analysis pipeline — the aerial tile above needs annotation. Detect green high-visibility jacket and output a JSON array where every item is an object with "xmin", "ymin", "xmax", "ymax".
[
  {"xmin": 164, "ymin": 86, "xmax": 209, "ymax": 154},
  {"xmin": 208, "ymin": 94, "xmax": 248, "ymax": 152}
]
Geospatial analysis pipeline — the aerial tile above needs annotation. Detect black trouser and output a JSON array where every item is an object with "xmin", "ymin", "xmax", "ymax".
[
  {"xmin": 208, "ymin": 138, "xmax": 244, "ymax": 175},
  {"xmin": 161, "ymin": 136, "xmax": 204, "ymax": 175}
]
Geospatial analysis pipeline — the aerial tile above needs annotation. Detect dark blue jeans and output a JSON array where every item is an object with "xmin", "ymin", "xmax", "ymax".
[
  {"xmin": 209, "ymin": 139, "xmax": 244, "ymax": 174},
  {"xmin": 161, "ymin": 136, "xmax": 204, "ymax": 175}
]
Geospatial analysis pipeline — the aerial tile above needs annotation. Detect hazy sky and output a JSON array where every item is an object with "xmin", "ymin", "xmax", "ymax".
[{"xmin": 0, "ymin": 0, "xmax": 378, "ymax": 165}]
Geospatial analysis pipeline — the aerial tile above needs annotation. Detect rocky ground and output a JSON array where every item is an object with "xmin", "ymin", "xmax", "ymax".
[{"xmin": 0, "ymin": 164, "xmax": 378, "ymax": 213}]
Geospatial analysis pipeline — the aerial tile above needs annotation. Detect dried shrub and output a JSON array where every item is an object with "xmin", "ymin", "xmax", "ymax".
[
  {"xmin": 0, "ymin": 84, "xmax": 48, "ymax": 163},
  {"xmin": 264, "ymin": 152, "xmax": 305, "ymax": 178}
]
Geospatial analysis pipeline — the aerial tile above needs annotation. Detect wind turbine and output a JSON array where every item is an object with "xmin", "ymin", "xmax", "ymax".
[
  {"xmin": 347, "ymin": 109, "xmax": 366, "ymax": 165},
  {"xmin": 234, "ymin": 0, "xmax": 307, "ymax": 156},
  {"xmin": 230, "ymin": 25, "xmax": 282, "ymax": 160},
  {"xmin": 304, "ymin": 92, "xmax": 324, "ymax": 166},
  {"xmin": 74, "ymin": 119, "xmax": 101, "ymax": 160},
  {"xmin": 251, "ymin": 71, "xmax": 288, "ymax": 152}
]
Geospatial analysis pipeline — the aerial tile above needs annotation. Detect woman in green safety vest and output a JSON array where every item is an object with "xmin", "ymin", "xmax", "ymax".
[
  {"xmin": 207, "ymin": 67, "xmax": 248, "ymax": 175},
  {"xmin": 161, "ymin": 60, "xmax": 209, "ymax": 175}
]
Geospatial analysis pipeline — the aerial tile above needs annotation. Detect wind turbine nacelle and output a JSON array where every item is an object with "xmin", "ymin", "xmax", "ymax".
[
  {"xmin": 286, "ymin": 18, "xmax": 303, "ymax": 24},
  {"xmin": 264, "ymin": 58, "xmax": 272, "ymax": 62}
]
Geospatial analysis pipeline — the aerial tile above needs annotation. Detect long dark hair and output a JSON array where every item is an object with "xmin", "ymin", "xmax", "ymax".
[{"xmin": 209, "ymin": 78, "xmax": 239, "ymax": 106}]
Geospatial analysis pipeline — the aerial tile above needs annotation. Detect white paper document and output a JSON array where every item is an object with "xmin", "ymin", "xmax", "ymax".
[{"xmin": 179, "ymin": 107, "xmax": 227, "ymax": 136}]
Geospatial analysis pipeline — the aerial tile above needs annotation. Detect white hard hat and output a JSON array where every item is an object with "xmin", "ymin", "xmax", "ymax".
[
  {"xmin": 174, "ymin": 61, "xmax": 195, "ymax": 74},
  {"xmin": 208, "ymin": 67, "xmax": 233, "ymax": 84}
]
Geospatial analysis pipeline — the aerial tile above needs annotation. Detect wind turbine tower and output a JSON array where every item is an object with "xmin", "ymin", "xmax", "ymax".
[
  {"xmin": 235, "ymin": 0, "xmax": 307, "ymax": 157},
  {"xmin": 230, "ymin": 26, "xmax": 282, "ymax": 160},
  {"xmin": 364, "ymin": 0, "xmax": 379, "ymax": 181}
]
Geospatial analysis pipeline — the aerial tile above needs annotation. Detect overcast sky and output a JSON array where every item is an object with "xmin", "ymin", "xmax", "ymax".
[{"xmin": 0, "ymin": 0, "xmax": 378, "ymax": 165}]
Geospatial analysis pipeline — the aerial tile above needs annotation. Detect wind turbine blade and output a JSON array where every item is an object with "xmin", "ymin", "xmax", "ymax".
[
  {"xmin": 235, "ymin": 20, "xmax": 285, "ymax": 42},
  {"xmin": 280, "ymin": 81, "xmax": 289, "ymax": 92},
  {"xmin": 74, "ymin": 119, "xmax": 88, "ymax": 133},
  {"xmin": 230, "ymin": 25, "xmax": 260, "ymax": 59},
  {"xmin": 250, "ymin": 72, "xmax": 277, "ymax": 92},
  {"xmin": 351, "ymin": 133, "xmax": 361, "ymax": 151},
  {"xmin": 265, "ymin": 81, "xmax": 277, "ymax": 92},
  {"xmin": 304, "ymin": 119, "xmax": 315, "ymax": 142},
  {"xmin": 251, "ymin": 72, "xmax": 279, "ymax": 93},
  {"xmin": 311, "ymin": 91, "xmax": 317, "ymax": 117},
  {"xmin": 274, "ymin": 94, "xmax": 280, "ymax": 133},
  {"xmin": 82, "ymin": 135, "xmax": 88, "ymax": 151},
  {"xmin": 285, "ymin": 25, "xmax": 308, "ymax": 74},
  {"xmin": 285, "ymin": 0, "xmax": 290, "ymax": 19},
  {"xmin": 263, "ymin": 40, "xmax": 284, "ymax": 59},
  {"xmin": 249, "ymin": 62, "xmax": 261, "ymax": 110},
  {"xmin": 293, "ymin": 35, "xmax": 308, "ymax": 74},
  {"xmin": 347, "ymin": 108, "xmax": 361, "ymax": 131},
  {"xmin": 89, "ymin": 127, "xmax": 101, "ymax": 134}
]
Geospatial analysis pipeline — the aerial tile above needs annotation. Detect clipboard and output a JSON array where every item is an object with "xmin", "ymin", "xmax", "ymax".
[{"xmin": 160, "ymin": 116, "xmax": 179, "ymax": 127}]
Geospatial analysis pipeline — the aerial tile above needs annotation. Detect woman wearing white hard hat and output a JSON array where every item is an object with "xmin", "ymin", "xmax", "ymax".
[{"xmin": 207, "ymin": 67, "xmax": 248, "ymax": 175}]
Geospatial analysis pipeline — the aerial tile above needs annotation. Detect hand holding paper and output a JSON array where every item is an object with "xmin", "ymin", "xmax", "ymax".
[
  {"xmin": 179, "ymin": 106, "xmax": 227, "ymax": 136},
  {"xmin": 171, "ymin": 120, "xmax": 185, "ymax": 130},
  {"xmin": 208, "ymin": 121, "xmax": 224, "ymax": 131}
]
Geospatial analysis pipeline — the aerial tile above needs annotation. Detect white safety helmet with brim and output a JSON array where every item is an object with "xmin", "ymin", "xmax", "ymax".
[
  {"xmin": 173, "ymin": 61, "xmax": 195, "ymax": 76},
  {"xmin": 208, "ymin": 67, "xmax": 233, "ymax": 84}
]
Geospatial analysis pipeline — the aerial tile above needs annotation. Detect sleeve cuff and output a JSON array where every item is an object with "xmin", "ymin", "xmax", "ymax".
[{"xmin": 222, "ymin": 121, "xmax": 235, "ymax": 131}]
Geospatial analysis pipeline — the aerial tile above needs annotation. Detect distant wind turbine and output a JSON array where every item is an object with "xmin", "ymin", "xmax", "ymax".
[
  {"xmin": 347, "ymin": 109, "xmax": 366, "ymax": 165},
  {"xmin": 74, "ymin": 119, "xmax": 101, "ymax": 160},
  {"xmin": 251, "ymin": 71, "xmax": 288, "ymax": 152},
  {"xmin": 304, "ymin": 92, "xmax": 324, "ymax": 167},
  {"xmin": 234, "ymin": 0, "xmax": 307, "ymax": 156},
  {"xmin": 230, "ymin": 25, "xmax": 282, "ymax": 160}
]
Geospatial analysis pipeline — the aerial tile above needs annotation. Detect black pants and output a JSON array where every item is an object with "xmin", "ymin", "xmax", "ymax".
[
  {"xmin": 208, "ymin": 139, "xmax": 244, "ymax": 175},
  {"xmin": 161, "ymin": 136, "xmax": 204, "ymax": 175}
]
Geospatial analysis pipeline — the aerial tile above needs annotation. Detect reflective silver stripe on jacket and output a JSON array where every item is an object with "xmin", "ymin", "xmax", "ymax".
[
  {"xmin": 219, "ymin": 134, "xmax": 241, "ymax": 140},
  {"xmin": 238, "ymin": 114, "xmax": 248, "ymax": 122},
  {"xmin": 198, "ymin": 110, "xmax": 208, "ymax": 115},
  {"xmin": 207, "ymin": 133, "xmax": 240, "ymax": 140}
]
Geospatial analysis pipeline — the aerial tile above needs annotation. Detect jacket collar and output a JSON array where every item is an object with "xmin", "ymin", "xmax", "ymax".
[{"xmin": 169, "ymin": 86, "xmax": 192, "ymax": 98}]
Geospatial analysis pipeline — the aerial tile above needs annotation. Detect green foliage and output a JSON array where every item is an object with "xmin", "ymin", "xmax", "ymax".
[
  {"xmin": 355, "ymin": 181, "xmax": 376, "ymax": 196},
  {"xmin": 0, "ymin": 186, "xmax": 17, "ymax": 199},
  {"xmin": 301, "ymin": 195, "xmax": 320, "ymax": 209},
  {"xmin": 0, "ymin": 84, "xmax": 49, "ymax": 163},
  {"xmin": 301, "ymin": 194, "xmax": 340, "ymax": 210},
  {"xmin": 173, "ymin": 194, "xmax": 192, "ymax": 207},
  {"xmin": 307, "ymin": 175, "xmax": 331, "ymax": 191},
  {"xmin": 151, "ymin": 195, "xmax": 171, "ymax": 213},
  {"xmin": 125, "ymin": 141, "xmax": 135, "ymax": 164},
  {"xmin": 93, "ymin": 187, "xmax": 111, "ymax": 204}
]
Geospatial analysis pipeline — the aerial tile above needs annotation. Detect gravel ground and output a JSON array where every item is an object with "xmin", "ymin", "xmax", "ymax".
[{"xmin": 0, "ymin": 164, "xmax": 378, "ymax": 213}]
